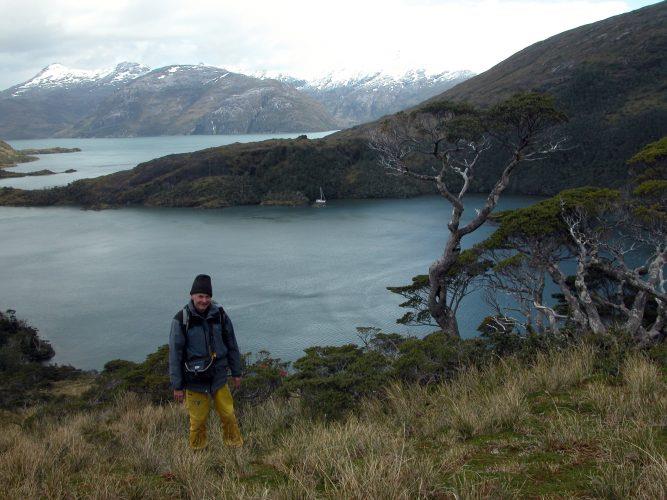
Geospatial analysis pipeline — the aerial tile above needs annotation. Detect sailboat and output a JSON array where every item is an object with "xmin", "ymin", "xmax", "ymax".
[{"xmin": 313, "ymin": 187, "xmax": 326, "ymax": 207}]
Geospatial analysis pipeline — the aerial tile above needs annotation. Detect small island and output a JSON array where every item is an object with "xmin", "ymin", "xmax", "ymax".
[
  {"xmin": 18, "ymin": 147, "xmax": 81, "ymax": 155},
  {"xmin": 0, "ymin": 168, "xmax": 77, "ymax": 179}
]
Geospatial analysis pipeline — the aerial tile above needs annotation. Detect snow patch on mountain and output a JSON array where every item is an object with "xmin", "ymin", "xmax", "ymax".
[
  {"xmin": 109, "ymin": 62, "xmax": 151, "ymax": 83},
  {"xmin": 248, "ymin": 67, "xmax": 474, "ymax": 90},
  {"xmin": 10, "ymin": 62, "xmax": 150, "ymax": 96},
  {"xmin": 15, "ymin": 64, "xmax": 111, "ymax": 91},
  {"xmin": 252, "ymin": 67, "xmax": 475, "ymax": 127},
  {"xmin": 300, "ymin": 68, "xmax": 475, "ymax": 91}
]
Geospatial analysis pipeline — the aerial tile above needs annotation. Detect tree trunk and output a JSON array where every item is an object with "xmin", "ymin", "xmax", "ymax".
[
  {"xmin": 638, "ymin": 308, "xmax": 665, "ymax": 346},
  {"xmin": 428, "ymin": 245, "xmax": 461, "ymax": 337},
  {"xmin": 533, "ymin": 272, "xmax": 546, "ymax": 333},
  {"xmin": 574, "ymin": 257, "xmax": 607, "ymax": 334},
  {"xmin": 547, "ymin": 263, "xmax": 588, "ymax": 331},
  {"xmin": 427, "ymin": 281, "xmax": 461, "ymax": 337},
  {"xmin": 623, "ymin": 291, "xmax": 647, "ymax": 337}
]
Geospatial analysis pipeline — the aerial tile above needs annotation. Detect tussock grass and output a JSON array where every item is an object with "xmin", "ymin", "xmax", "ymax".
[
  {"xmin": 439, "ymin": 372, "xmax": 528, "ymax": 439},
  {"xmin": 0, "ymin": 345, "xmax": 664, "ymax": 498},
  {"xmin": 267, "ymin": 417, "xmax": 446, "ymax": 498},
  {"xmin": 449, "ymin": 471, "xmax": 524, "ymax": 499},
  {"xmin": 591, "ymin": 438, "xmax": 667, "ymax": 499},
  {"xmin": 623, "ymin": 353, "xmax": 663, "ymax": 397},
  {"xmin": 520, "ymin": 345, "xmax": 594, "ymax": 393}
]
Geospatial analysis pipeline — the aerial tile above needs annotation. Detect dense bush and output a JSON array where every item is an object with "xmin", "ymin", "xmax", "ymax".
[
  {"xmin": 234, "ymin": 350, "xmax": 289, "ymax": 407},
  {"xmin": 87, "ymin": 345, "xmax": 290, "ymax": 409},
  {"xmin": 3, "ymin": 307, "xmax": 663, "ymax": 422},
  {"xmin": 0, "ymin": 310, "xmax": 80, "ymax": 409},
  {"xmin": 282, "ymin": 344, "xmax": 391, "ymax": 418},
  {"xmin": 87, "ymin": 345, "xmax": 172, "ymax": 404}
]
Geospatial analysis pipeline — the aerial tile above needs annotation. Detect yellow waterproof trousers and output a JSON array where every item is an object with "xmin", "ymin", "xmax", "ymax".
[{"xmin": 185, "ymin": 384, "xmax": 243, "ymax": 449}]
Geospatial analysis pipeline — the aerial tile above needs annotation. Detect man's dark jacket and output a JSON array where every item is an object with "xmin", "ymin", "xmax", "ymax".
[{"xmin": 169, "ymin": 300, "xmax": 241, "ymax": 394}]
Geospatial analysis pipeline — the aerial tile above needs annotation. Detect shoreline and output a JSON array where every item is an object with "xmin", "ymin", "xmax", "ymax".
[{"xmin": 0, "ymin": 190, "xmax": 549, "ymax": 211}]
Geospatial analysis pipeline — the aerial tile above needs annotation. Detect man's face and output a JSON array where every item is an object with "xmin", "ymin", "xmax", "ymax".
[{"xmin": 191, "ymin": 293, "xmax": 211, "ymax": 313}]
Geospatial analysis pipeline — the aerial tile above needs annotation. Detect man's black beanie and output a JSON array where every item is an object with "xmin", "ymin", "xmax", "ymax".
[{"xmin": 190, "ymin": 274, "xmax": 213, "ymax": 296}]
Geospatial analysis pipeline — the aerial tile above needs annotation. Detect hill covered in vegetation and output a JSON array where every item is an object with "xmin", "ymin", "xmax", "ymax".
[
  {"xmin": 0, "ymin": 136, "xmax": 435, "ymax": 208},
  {"xmin": 0, "ymin": 308, "xmax": 665, "ymax": 497},
  {"xmin": 427, "ymin": 1, "xmax": 667, "ymax": 194}
]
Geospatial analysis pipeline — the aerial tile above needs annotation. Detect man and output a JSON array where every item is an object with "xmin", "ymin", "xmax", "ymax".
[{"xmin": 168, "ymin": 274, "xmax": 243, "ymax": 449}]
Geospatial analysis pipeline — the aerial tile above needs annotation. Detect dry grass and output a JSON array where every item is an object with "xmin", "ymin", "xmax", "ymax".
[
  {"xmin": 50, "ymin": 377, "xmax": 95, "ymax": 398},
  {"xmin": 520, "ymin": 345, "xmax": 594, "ymax": 393},
  {"xmin": 0, "ymin": 346, "xmax": 664, "ymax": 498},
  {"xmin": 267, "ymin": 417, "xmax": 447, "ymax": 498}
]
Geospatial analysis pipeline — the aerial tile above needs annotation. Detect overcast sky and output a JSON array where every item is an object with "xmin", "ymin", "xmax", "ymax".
[{"xmin": 0, "ymin": 0, "xmax": 660, "ymax": 90}]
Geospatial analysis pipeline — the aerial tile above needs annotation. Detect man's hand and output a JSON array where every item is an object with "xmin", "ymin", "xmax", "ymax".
[
  {"xmin": 173, "ymin": 390, "xmax": 185, "ymax": 403},
  {"xmin": 231, "ymin": 377, "xmax": 241, "ymax": 390}
]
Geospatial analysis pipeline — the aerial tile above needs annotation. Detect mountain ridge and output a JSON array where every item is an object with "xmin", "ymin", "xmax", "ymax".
[
  {"xmin": 7, "ymin": 62, "xmax": 150, "ymax": 96},
  {"xmin": 0, "ymin": 64, "xmax": 473, "ymax": 138},
  {"xmin": 290, "ymin": 69, "xmax": 474, "ymax": 128},
  {"xmin": 55, "ymin": 65, "xmax": 339, "ymax": 137}
]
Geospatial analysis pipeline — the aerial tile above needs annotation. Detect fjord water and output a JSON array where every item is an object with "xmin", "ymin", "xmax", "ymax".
[
  {"xmin": 0, "ymin": 195, "xmax": 540, "ymax": 369},
  {"xmin": 1, "ymin": 134, "xmax": 541, "ymax": 369}
]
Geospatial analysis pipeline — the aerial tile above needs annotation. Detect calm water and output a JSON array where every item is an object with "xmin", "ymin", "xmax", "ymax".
[
  {"xmin": 0, "ymin": 195, "xmax": 541, "ymax": 369},
  {"xmin": 2, "ymin": 132, "xmax": 335, "ymax": 190},
  {"xmin": 1, "ymin": 134, "xmax": 543, "ymax": 369}
]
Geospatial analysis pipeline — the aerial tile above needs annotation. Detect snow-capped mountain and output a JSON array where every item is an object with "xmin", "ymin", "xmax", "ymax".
[
  {"xmin": 8, "ymin": 62, "xmax": 150, "ymax": 96},
  {"xmin": 300, "ymin": 68, "xmax": 472, "ymax": 90},
  {"xmin": 0, "ymin": 63, "xmax": 473, "ymax": 138},
  {"xmin": 0, "ymin": 62, "xmax": 152, "ymax": 139},
  {"xmin": 0, "ymin": 63, "xmax": 337, "ymax": 138},
  {"xmin": 61, "ymin": 64, "xmax": 338, "ymax": 137},
  {"xmin": 251, "ymin": 68, "xmax": 474, "ymax": 127},
  {"xmin": 291, "ymin": 68, "xmax": 475, "ymax": 127}
]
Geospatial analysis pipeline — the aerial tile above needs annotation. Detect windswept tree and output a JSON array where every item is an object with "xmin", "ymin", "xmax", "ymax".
[
  {"xmin": 483, "ymin": 253, "xmax": 563, "ymax": 335},
  {"xmin": 370, "ymin": 93, "xmax": 567, "ymax": 336},
  {"xmin": 387, "ymin": 250, "xmax": 491, "ymax": 328},
  {"xmin": 480, "ymin": 187, "xmax": 620, "ymax": 335},
  {"xmin": 482, "ymin": 186, "xmax": 666, "ymax": 343}
]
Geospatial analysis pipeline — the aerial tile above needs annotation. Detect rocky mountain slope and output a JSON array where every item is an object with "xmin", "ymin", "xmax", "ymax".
[
  {"xmin": 58, "ymin": 65, "xmax": 338, "ymax": 137},
  {"xmin": 1, "ymin": 2, "xmax": 665, "ymax": 207},
  {"xmin": 425, "ymin": 1, "xmax": 667, "ymax": 193},
  {"xmin": 0, "ymin": 63, "xmax": 149, "ymax": 139}
]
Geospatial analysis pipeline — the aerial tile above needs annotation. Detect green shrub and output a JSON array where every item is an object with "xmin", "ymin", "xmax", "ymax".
[
  {"xmin": 0, "ymin": 310, "xmax": 80, "ymax": 410},
  {"xmin": 235, "ymin": 350, "xmax": 289, "ymax": 409},
  {"xmin": 283, "ymin": 345, "xmax": 392, "ymax": 418}
]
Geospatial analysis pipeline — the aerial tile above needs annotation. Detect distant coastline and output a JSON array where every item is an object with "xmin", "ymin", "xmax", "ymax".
[
  {"xmin": 18, "ymin": 146, "xmax": 81, "ymax": 155},
  {"xmin": 0, "ymin": 168, "xmax": 76, "ymax": 179}
]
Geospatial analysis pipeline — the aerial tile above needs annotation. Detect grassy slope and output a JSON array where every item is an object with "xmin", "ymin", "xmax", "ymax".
[{"xmin": 1, "ymin": 347, "xmax": 664, "ymax": 498}]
